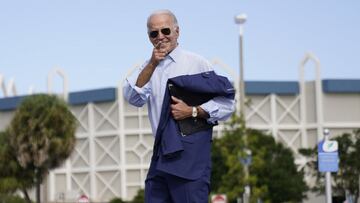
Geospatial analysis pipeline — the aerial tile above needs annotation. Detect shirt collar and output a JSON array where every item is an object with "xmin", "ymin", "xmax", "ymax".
[{"xmin": 167, "ymin": 46, "xmax": 181, "ymax": 63}]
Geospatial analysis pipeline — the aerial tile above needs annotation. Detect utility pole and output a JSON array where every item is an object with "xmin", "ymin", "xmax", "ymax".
[{"xmin": 235, "ymin": 13, "xmax": 250, "ymax": 203}]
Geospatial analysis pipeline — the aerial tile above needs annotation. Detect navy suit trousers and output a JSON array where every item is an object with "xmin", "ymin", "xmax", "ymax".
[{"xmin": 145, "ymin": 165, "xmax": 210, "ymax": 203}]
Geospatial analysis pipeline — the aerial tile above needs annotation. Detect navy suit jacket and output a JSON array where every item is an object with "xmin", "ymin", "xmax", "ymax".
[{"xmin": 148, "ymin": 71, "xmax": 235, "ymax": 180}]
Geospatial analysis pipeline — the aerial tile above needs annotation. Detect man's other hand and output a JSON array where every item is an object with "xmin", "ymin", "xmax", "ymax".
[{"xmin": 170, "ymin": 96, "xmax": 192, "ymax": 120}]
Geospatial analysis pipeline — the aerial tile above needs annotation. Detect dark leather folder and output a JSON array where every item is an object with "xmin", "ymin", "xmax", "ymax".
[{"xmin": 168, "ymin": 82, "xmax": 216, "ymax": 135}]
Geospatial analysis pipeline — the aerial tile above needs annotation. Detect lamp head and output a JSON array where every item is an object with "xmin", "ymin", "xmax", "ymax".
[
  {"xmin": 235, "ymin": 14, "xmax": 247, "ymax": 24},
  {"xmin": 324, "ymin": 128, "xmax": 330, "ymax": 136}
]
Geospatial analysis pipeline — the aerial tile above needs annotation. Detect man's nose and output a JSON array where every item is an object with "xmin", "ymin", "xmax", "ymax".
[{"xmin": 157, "ymin": 32, "xmax": 166, "ymax": 39}]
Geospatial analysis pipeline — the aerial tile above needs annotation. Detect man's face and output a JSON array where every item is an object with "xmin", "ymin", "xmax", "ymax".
[{"xmin": 147, "ymin": 14, "xmax": 179, "ymax": 52}]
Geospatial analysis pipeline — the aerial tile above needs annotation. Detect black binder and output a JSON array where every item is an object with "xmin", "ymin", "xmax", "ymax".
[{"xmin": 168, "ymin": 82, "xmax": 216, "ymax": 135}]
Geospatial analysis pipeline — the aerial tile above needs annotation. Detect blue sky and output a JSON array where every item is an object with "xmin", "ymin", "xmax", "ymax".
[{"xmin": 1, "ymin": 0, "xmax": 359, "ymax": 95}]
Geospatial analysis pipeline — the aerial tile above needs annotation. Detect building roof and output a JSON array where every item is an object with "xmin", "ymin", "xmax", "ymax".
[{"xmin": 1, "ymin": 79, "xmax": 359, "ymax": 111}]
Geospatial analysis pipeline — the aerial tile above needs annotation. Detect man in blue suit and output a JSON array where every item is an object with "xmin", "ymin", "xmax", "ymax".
[{"xmin": 123, "ymin": 9, "xmax": 235, "ymax": 203}]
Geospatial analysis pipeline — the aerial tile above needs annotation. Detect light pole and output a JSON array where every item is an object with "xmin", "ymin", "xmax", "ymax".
[
  {"xmin": 235, "ymin": 14, "xmax": 247, "ymax": 117},
  {"xmin": 235, "ymin": 13, "xmax": 250, "ymax": 203}
]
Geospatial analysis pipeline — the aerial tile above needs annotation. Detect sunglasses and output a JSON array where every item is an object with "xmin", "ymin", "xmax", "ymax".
[{"xmin": 149, "ymin": 28, "xmax": 171, "ymax": 38}]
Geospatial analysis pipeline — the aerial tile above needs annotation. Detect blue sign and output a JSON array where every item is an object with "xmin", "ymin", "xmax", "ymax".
[{"xmin": 318, "ymin": 140, "xmax": 339, "ymax": 172}]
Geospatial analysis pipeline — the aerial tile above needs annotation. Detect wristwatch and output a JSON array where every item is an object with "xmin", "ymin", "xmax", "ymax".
[{"xmin": 192, "ymin": 106, "xmax": 198, "ymax": 118}]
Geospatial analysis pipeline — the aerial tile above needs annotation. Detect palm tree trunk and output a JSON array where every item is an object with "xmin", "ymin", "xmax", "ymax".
[
  {"xmin": 22, "ymin": 187, "xmax": 32, "ymax": 203},
  {"xmin": 358, "ymin": 175, "xmax": 360, "ymax": 203},
  {"xmin": 36, "ymin": 169, "xmax": 41, "ymax": 203},
  {"xmin": 36, "ymin": 181, "xmax": 41, "ymax": 203}
]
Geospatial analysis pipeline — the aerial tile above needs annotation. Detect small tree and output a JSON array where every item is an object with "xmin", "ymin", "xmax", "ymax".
[
  {"xmin": 211, "ymin": 115, "xmax": 308, "ymax": 203},
  {"xmin": 0, "ymin": 131, "xmax": 34, "ymax": 202},
  {"xmin": 248, "ymin": 130, "xmax": 308, "ymax": 203},
  {"xmin": 6, "ymin": 94, "xmax": 77, "ymax": 203},
  {"xmin": 131, "ymin": 189, "xmax": 145, "ymax": 203},
  {"xmin": 108, "ymin": 197, "xmax": 126, "ymax": 203},
  {"xmin": 0, "ymin": 131, "xmax": 20, "ymax": 194},
  {"xmin": 211, "ymin": 115, "xmax": 246, "ymax": 201},
  {"xmin": 299, "ymin": 129, "xmax": 360, "ymax": 202}
]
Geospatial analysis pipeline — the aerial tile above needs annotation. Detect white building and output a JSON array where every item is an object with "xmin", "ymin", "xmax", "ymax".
[{"xmin": 1, "ymin": 57, "xmax": 359, "ymax": 202}]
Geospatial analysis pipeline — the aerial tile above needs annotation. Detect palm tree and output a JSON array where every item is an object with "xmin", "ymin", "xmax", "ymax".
[{"xmin": 7, "ymin": 94, "xmax": 77, "ymax": 203}]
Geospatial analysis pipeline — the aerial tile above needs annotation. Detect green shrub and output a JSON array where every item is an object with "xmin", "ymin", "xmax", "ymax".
[
  {"xmin": 0, "ymin": 194, "xmax": 28, "ymax": 203},
  {"xmin": 108, "ymin": 197, "xmax": 126, "ymax": 203},
  {"xmin": 131, "ymin": 189, "xmax": 144, "ymax": 203}
]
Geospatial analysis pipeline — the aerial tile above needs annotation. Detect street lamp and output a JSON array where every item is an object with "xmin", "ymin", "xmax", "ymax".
[
  {"xmin": 234, "ymin": 14, "xmax": 247, "ymax": 117},
  {"xmin": 235, "ymin": 13, "xmax": 250, "ymax": 203}
]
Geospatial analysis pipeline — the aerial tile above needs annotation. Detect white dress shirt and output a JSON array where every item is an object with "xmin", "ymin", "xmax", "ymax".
[{"xmin": 123, "ymin": 46, "xmax": 235, "ymax": 135}]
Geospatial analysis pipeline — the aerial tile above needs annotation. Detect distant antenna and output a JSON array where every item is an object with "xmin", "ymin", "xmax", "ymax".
[
  {"xmin": 47, "ymin": 68, "xmax": 68, "ymax": 101},
  {"xmin": 7, "ymin": 78, "xmax": 17, "ymax": 96},
  {"xmin": 0, "ymin": 74, "xmax": 17, "ymax": 97},
  {"xmin": 299, "ymin": 52, "xmax": 323, "ymax": 143},
  {"xmin": 28, "ymin": 85, "xmax": 35, "ymax": 95}
]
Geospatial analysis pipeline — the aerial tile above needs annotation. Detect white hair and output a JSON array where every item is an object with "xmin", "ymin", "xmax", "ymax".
[{"xmin": 147, "ymin": 9, "xmax": 179, "ymax": 29}]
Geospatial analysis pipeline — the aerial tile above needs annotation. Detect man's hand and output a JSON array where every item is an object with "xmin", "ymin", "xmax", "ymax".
[
  {"xmin": 135, "ymin": 42, "xmax": 168, "ymax": 88},
  {"xmin": 150, "ymin": 41, "xmax": 168, "ymax": 66},
  {"xmin": 170, "ymin": 96, "xmax": 192, "ymax": 120}
]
